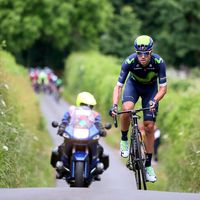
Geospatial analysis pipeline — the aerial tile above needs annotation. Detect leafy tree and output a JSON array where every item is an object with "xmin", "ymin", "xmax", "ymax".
[
  {"xmin": 0, "ymin": 0, "xmax": 113, "ymax": 68},
  {"xmin": 67, "ymin": 0, "xmax": 113, "ymax": 50},
  {"xmin": 130, "ymin": 0, "xmax": 200, "ymax": 67},
  {"xmin": 100, "ymin": 6, "xmax": 141, "ymax": 58},
  {"xmin": 41, "ymin": 0, "xmax": 74, "ymax": 50},
  {"xmin": 109, "ymin": 0, "xmax": 124, "ymax": 14},
  {"xmin": 154, "ymin": 0, "xmax": 200, "ymax": 67},
  {"xmin": 0, "ymin": 0, "xmax": 43, "ymax": 53}
]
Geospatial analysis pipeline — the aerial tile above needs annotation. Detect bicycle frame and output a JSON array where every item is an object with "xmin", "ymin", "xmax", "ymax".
[{"xmin": 114, "ymin": 107, "xmax": 150, "ymax": 190}]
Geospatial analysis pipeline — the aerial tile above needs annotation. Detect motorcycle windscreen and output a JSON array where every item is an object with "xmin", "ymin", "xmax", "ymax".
[{"xmin": 70, "ymin": 108, "xmax": 95, "ymax": 139}]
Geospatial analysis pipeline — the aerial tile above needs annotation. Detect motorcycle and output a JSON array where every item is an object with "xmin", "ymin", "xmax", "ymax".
[{"xmin": 51, "ymin": 108, "xmax": 111, "ymax": 187}]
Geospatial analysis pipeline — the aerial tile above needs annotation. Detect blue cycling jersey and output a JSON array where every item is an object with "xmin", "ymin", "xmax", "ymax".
[{"xmin": 118, "ymin": 53, "xmax": 167, "ymax": 86}]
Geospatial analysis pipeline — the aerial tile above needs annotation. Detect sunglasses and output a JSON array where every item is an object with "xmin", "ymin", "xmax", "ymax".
[{"xmin": 136, "ymin": 51, "xmax": 151, "ymax": 57}]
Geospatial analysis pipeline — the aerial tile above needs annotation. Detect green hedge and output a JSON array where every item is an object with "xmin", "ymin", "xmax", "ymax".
[
  {"xmin": 157, "ymin": 76, "xmax": 200, "ymax": 192},
  {"xmin": 0, "ymin": 50, "xmax": 54, "ymax": 187}
]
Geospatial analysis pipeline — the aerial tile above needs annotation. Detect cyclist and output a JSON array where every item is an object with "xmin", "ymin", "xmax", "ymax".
[
  {"xmin": 51, "ymin": 91, "xmax": 108, "ymax": 180},
  {"xmin": 55, "ymin": 78, "xmax": 63, "ymax": 95},
  {"xmin": 37, "ymin": 70, "xmax": 49, "ymax": 92},
  {"xmin": 110, "ymin": 35, "xmax": 167, "ymax": 182}
]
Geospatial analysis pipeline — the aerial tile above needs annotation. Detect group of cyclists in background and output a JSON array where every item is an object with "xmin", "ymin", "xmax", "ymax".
[{"xmin": 29, "ymin": 67, "xmax": 63, "ymax": 102}]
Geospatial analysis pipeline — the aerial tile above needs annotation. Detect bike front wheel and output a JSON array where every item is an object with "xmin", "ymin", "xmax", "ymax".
[
  {"xmin": 134, "ymin": 134, "xmax": 147, "ymax": 190},
  {"xmin": 74, "ymin": 161, "xmax": 85, "ymax": 187}
]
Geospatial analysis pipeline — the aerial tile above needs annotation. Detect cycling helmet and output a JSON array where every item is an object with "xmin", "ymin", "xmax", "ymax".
[
  {"xmin": 76, "ymin": 92, "xmax": 97, "ymax": 107},
  {"xmin": 134, "ymin": 35, "xmax": 153, "ymax": 51}
]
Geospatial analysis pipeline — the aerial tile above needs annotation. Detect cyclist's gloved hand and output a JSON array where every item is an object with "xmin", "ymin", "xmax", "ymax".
[
  {"xmin": 109, "ymin": 104, "xmax": 118, "ymax": 117},
  {"xmin": 57, "ymin": 124, "xmax": 66, "ymax": 136},
  {"xmin": 149, "ymin": 99, "xmax": 157, "ymax": 112}
]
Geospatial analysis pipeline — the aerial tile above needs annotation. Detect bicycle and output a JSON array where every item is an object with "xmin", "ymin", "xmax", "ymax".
[{"xmin": 113, "ymin": 107, "xmax": 151, "ymax": 190}]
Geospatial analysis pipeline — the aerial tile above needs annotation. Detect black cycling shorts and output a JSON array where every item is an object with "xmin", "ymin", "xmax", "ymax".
[{"xmin": 122, "ymin": 77, "xmax": 158, "ymax": 121}]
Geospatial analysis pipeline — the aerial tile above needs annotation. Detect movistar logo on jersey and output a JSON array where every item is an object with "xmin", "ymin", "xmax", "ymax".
[
  {"xmin": 125, "ymin": 58, "xmax": 135, "ymax": 64},
  {"xmin": 154, "ymin": 57, "xmax": 163, "ymax": 64},
  {"xmin": 130, "ymin": 71, "xmax": 157, "ymax": 84}
]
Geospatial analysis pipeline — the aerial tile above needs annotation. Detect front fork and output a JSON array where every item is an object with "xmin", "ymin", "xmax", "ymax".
[{"xmin": 71, "ymin": 151, "xmax": 89, "ymax": 179}]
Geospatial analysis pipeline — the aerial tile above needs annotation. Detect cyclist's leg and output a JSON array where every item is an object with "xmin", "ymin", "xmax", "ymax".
[
  {"xmin": 141, "ymin": 83, "xmax": 158, "ymax": 182},
  {"xmin": 122, "ymin": 78, "xmax": 139, "ymax": 131},
  {"xmin": 120, "ymin": 78, "xmax": 139, "ymax": 157},
  {"xmin": 142, "ymin": 119, "xmax": 158, "ymax": 154},
  {"xmin": 143, "ymin": 120, "xmax": 157, "ymax": 182},
  {"xmin": 141, "ymin": 82, "xmax": 158, "ymax": 155},
  {"xmin": 121, "ymin": 101, "xmax": 134, "ymax": 130}
]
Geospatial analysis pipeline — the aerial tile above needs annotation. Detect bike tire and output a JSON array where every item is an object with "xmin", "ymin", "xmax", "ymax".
[
  {"xmin": 135, "ymin": 163, "xmax": 142, "ymax": 189},
  {"xmin": 129, "ymin": 139, "xmax": 141, "ymax": 189},
  {"xmin": 74, "ymin": 161, "xmax": 85, "ymax": 187},
  {"xmin": 135, "ymin": 131, "xmax": 147, "ymax": 190}
]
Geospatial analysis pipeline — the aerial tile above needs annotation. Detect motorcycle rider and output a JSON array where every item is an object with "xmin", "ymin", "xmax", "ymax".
[{"xmin": 50, "ymin": 91, "xmax": 108, "ymax": 180}]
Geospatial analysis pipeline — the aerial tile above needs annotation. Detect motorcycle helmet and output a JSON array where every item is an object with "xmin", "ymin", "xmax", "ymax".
[
  {"xmin": 76, "ymin": 92, "xmax": 97, "ymax": 107},
  {"xmin": 134, "ymin": 35, "xmax": 153, "ymax": 51}
]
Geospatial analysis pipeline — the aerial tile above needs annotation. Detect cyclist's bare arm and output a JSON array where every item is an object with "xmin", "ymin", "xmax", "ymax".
[
  {"xmin": 155, "ymin": 59, "xmax": 167, "ymax": 103},
  {"xmin": 113, "ymin": 83, "xmax": 123, "ymax": 105},
  {"xmin": 153, "ymin": 85, "xmax": 167, "ymax": 103}
]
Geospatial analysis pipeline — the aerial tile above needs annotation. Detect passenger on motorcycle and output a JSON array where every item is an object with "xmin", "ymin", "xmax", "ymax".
[{"xmin": 51, "ymin": 92, "xmax": 108, "ymax": 180}]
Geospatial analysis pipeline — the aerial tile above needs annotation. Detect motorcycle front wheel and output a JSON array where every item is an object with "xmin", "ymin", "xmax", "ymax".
[{"xmin": 74, "ymin": 161, "xmax": 85, "ymax": 187}]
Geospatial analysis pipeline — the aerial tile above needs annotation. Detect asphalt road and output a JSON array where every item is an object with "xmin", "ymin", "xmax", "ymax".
[{"xmin": 0, "ymin": 94, "xmax": 199, "ymax": 200}]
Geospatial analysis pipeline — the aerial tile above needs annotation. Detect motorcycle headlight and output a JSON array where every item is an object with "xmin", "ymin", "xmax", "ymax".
[{"xmin": 74, "ymin": 128, "xmax": 89, "ymax": 139}]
